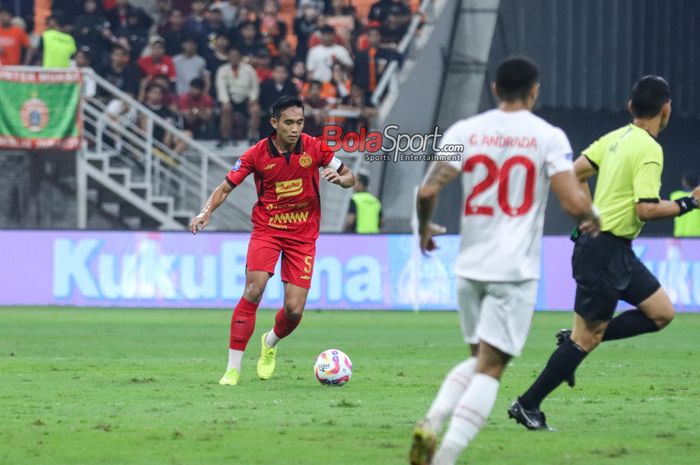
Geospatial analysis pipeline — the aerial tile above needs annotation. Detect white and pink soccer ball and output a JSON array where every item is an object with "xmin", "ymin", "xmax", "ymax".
[{"xmin": 314, "ymin": 349, "xmax": 353, "ymax": 386}]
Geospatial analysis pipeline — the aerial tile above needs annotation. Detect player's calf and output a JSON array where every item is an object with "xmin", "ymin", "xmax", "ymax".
[{"xmin": 571, "ymin": 315, "xmax": 607, "ymax": 353}]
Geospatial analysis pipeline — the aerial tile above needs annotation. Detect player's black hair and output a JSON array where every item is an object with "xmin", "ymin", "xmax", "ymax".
[
  {"xmin": 190, "ymin": 77, "xmax": 205, "ymax": 89},
  {"xmin": 630, "ymin": 75, "xmax": 671, "ymax": 119},
  {"xmin": 357, "ymin": 174, "xmax": 370, "ymax": 188},
  {"xmin": 494, "ymin": 56, "xmax": 540, "ymax": 103},
  {"xmin": 682, "ymin": 170, "xmax": 699, "ymax": 189},
  {"xmin": 271, "ymin": 96, "xmax": 304, "ymax": 119},
  {"xmin": 320, "ymin": 25, "xmax": 336, "ymax": 35}
]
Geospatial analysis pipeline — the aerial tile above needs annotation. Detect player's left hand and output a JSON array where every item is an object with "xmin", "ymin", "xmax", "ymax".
[
  {"xmin": 321, "ymin": 167, "xmax": 342, "ymax": 185},
  {"xmin": 419, "ymin": 223, "xmax": 447, "ymax": 255}
]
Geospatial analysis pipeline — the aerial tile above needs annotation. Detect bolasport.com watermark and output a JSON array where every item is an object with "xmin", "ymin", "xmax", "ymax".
[{"xmin": 319, "ymin": 124, "xmax": 464, "ymax": 163}]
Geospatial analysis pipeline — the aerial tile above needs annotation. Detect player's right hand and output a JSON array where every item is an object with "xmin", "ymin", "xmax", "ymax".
[
  {"xmin": 190, "ymin": 212, "xmax": 210, "ymax": 234},
  {"xmin": 578, "ymin": 206, "xmax": 601, "ymax": 236},
  {"xmin": 419, "ymin": 223, "xmax": 447, "ymax": 255}
]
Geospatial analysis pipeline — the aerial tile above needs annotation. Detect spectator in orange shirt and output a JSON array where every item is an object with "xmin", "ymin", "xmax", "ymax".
[
  {"xmin": 259, "ymin": 0, "xmax": 288, "ymax": 48},
  {"xmin": 330, "ymin": 62, "xmax": 351, "ymax": 103},
  {"xmin": 303, "ymin": 80, "xmax": 331, "ymax": 137},
  {"xmin": 0, "ymin": 8, "xmax": 29, "ymax": 66},
  {"xmin": 326, "ymin": 0, "xmax": 359, "ymax": 49}
]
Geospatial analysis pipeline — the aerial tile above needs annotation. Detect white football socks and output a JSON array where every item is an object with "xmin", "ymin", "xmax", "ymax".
[
  {"xmin": 426, "ymin": 357, "xmax": 477, "ymax": 433},
  {"xmin": 432, "ymin": 373, "xmax": 500, "ymax": 465},
  {"xmin": 227, "ymin": 349, "xmax": 244, "ymax": 371},
  {"xmin": 265, "ymin": 330, "xmax": 281, "ymax": 348}
]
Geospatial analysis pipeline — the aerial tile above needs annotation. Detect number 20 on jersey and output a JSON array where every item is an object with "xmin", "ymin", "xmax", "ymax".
[{"xmin": 463, "ymin": 154, "xmax": 536, "ymax": 217}]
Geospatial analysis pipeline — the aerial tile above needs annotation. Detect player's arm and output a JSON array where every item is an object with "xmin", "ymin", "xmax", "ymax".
[
  {"xmin": 321, "ymin": 156, "xmax": 355, "ymax": 188},
  {"xmin": 573, "ymin": 154, "xmax": 597, "ymax": 202},
  {"xmin": 189, "ymin": 180, "xmax": 234, "ymax": 233},
  {"xmin": 416, "ymin": 161, "xmax": 457, "ymax": 253},
  {"xmin": 191, "ymin": 152, "xmax": 254, "ymax": 233},
  {"xmin": 550, "ymin": 170, "xmax": 600, "ymax": 233},
  {"xmin": 546, "ymin": 129, "xmax": 599, "ymax": 233}
]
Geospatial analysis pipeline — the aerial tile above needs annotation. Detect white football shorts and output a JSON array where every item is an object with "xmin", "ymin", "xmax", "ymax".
[{"xmin": 456, "ymin": 277, "xmax": 538, "ymax": 357}]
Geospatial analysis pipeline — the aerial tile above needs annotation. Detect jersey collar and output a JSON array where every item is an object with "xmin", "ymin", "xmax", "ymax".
[
  {"xmin": 267, "ymin": 131, "xmax": 303, "ymax": 158},
  {"xmin": 631, "ymin": 123, "xmax": 658, "ymax": 140}
]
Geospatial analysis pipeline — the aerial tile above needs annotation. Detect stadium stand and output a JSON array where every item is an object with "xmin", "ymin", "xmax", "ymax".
[{"xmin": 2, "ymin": 0, "xmax": 419, "ymax": 144}]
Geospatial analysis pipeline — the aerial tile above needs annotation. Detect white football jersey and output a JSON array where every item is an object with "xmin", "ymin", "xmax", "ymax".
[{"xmin": 440, "ymin": 109, "xmax": 574, "ymax": 281}]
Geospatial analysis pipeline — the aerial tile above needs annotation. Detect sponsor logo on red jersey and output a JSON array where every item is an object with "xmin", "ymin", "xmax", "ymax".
[{"xmin": 275, "ymin": 179, "xmax": 303, "ymax": 199}]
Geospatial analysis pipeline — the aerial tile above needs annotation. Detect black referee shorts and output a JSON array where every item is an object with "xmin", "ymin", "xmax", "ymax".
[{"xmin": 572, "ymin": 232, "xmax": 661, "ymax": 321}]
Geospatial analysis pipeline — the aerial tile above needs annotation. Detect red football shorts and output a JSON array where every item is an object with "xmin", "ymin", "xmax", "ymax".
[{"xmin": 246, "ymin": 235, "xmax": 316, "ymax": 289}]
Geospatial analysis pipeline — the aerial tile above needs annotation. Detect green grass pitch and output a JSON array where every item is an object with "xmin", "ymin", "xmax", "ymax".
[{"xmin": 1, "ymin": 307, "xmax": 699, "ymax": 465}]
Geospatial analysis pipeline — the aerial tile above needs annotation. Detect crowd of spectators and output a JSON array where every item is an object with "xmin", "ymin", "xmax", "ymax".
[{"xmin": 0, "ymin": 0, "xmax": 413, "ymax": 146}]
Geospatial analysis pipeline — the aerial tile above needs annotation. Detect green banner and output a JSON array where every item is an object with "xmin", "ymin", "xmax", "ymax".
[{"xmin": 0, "ymin": 69, "xmax": 81, "ymax": 150}]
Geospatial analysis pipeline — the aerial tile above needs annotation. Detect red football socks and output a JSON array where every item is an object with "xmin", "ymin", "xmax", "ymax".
[
  {"xmin": 272, "ymin": 307, "xmax": 302, "ymax": 339},
  {"xmin": 229, "ymin": 297, "xmax": 259, "ymax": 350}
]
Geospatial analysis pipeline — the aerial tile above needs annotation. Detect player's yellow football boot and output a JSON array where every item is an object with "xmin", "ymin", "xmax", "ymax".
[
  {"xmin": 256, "ymin": 332, "xmax": 277, "ymax": 380},
  {"xmin": 409, "ymin": 420, "xmax": 436, "ymax": 465},
  {"xmin": 218, "ymin": 367, "xmax": 240, "ymax": 386}
]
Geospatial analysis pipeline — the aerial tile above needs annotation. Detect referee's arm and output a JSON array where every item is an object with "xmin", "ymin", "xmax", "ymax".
[{"xmin": 636, "ymin": 192, "xmax": 699, "ymax": 221}]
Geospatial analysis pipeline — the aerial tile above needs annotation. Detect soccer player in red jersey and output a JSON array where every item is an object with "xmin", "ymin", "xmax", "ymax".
[{"xmin": 190, "ymin": 96, "xmax": 356, "ymax": 386}]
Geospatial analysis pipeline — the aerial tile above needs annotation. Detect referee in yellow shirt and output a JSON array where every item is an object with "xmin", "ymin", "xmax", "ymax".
[{"xmin": 509, "ymin": 75, "xmax": 700, "ymax": 430}]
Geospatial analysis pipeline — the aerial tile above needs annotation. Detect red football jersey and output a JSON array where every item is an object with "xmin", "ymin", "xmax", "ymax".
[{"xmin": 226, "ymin": 132, "xmax": 339, "ymax": 241}]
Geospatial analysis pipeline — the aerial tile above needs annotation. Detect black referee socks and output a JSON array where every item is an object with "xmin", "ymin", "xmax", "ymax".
[
  {"xmin": 519, "ymin": 339, "xmax": 588, "ymax": 410},
  {"xmin": 602, "ymin": 309, "xmax": 660, "ymax": 341}
]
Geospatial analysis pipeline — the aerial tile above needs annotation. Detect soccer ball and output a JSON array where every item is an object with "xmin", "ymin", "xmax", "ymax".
[{"xmin": 314, "ymin": 349, "xmax": 353, "ymax": 386}]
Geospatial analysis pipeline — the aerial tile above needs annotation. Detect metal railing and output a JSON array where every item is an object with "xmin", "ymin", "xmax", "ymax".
[
  {"xmin": 370, "ymin": 0, "xmax": 434, "ymax": 107},
  {"xmin": 4, "ymin": 66, "xmax": 363, "ymax": 230},
  {"xmin": 79, "ymin": 67, "xmax": 254, "ymax": 229}
]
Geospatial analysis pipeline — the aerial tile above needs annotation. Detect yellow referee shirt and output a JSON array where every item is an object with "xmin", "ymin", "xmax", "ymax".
[{"xmin": 582, "ymin": 124, "xmax": 663, "ymax": 239}]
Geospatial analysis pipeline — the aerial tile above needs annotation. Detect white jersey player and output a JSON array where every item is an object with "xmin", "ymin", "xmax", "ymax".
[{"xmin": 409, "ymin": 57, "xmax": 600, "ymax": 465}]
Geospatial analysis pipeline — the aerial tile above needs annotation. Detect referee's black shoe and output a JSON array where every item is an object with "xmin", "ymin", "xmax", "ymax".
[
  {"xmin": 556, "ymin": 329, "xmax": 576, "ymax": 387},
  {"xmin": 508, "ymin": 400, "xmax": 551, "ymax": 431}
]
